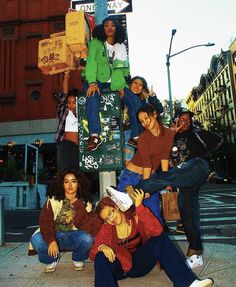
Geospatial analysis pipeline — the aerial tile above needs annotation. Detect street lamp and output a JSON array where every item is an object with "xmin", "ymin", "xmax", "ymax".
[{"xmin": 166, "ymin": 29, "xmax": 215, "ymax": 120}]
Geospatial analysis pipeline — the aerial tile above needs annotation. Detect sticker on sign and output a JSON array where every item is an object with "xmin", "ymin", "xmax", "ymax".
[{"xmin": 71, "ymin": 0, "xmax": 132, "ymax": 14}]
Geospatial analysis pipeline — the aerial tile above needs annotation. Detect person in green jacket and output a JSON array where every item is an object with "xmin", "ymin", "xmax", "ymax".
[{"xmin": 83, "ymin": 16, "xmax": 129, "ymax": 152}]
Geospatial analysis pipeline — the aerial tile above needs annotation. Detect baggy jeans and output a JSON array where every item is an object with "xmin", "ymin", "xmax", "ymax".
[
  {"xmin": 94, "ymin": 232, "xmax": 197, "ymax": 287},
  {"xmin": 31, "ymin": 230, "xmax": 93, "ymax": 264},
  {"xmin": 136, "ymin": 158, "xmax": 210, "ymax": 194},
  {"xmin": 117, "ymin": 168, "xmax": 161, "ymax": 220},
  {"xmin": 178, "ymin": 186, "xmax": 203, "ymax": 253},
  {"xmin": 84, "ymin": 82, "xmax": 111, "ymax": 135}
]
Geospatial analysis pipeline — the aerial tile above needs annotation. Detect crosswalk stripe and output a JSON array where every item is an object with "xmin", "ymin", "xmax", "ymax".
[
  {"xmin": 170, "ymin": 235, "xmax": 235, "ymax": 241},
  {"xmin": 201, "ymin": 188, "xmax": 236, "ymax": 192},
  {"xmin": 169, "ymin": 187, "xmax": 236, "ymax": 243},
  {"xmin": 200, "ymin": 205, "xmax": 236, "ymax": 210},
  {"xmin": 200, "ymin": 211, "xmax": 236, "ymax": 215},
  {"xmin": 201, "ymin": 217, "xmax": 236, "ymax": 221},
  {"xmin": 168, "ymin": 224, "xmax": 235, "ymax": 229}
]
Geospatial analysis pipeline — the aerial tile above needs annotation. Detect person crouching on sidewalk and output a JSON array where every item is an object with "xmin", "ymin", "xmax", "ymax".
[{"xmin": 29, "ymin": 170, "xmax": 102, "ymax": 273}]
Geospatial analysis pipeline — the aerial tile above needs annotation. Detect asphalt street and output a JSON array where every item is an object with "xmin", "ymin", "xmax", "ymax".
[{"xmin": 3, "ymin": 182, "xmax": 236, "ymax": 245}]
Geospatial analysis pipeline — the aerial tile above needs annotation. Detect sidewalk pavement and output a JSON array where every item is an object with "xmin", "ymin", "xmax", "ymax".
[{"xmin": 0, "ymin": 240, "xmax": 235, "ymax": 287}]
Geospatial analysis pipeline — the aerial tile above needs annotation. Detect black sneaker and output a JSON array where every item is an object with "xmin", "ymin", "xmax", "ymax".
[
  {"xmin": 87, "ymin": 136, "xmax": 102, "ymax": 152},
  {"xmin": 127, "ymin": 138, "xmax": 138, "ymax": 149}
]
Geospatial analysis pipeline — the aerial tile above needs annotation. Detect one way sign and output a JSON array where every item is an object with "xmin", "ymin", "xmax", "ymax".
[{"xmin": 71, "ymin": 0, "xmax": 133, "ymax": 14}]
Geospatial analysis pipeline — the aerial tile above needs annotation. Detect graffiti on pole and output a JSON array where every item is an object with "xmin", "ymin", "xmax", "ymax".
[{"xmin": 77, "ymin": 92, "xmax": 124, "ymax": 172}]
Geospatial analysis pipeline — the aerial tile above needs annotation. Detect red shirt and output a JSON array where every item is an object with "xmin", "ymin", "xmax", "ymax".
[
  {"xmin": 131, "ymin": 127, "xmax": 175, "ymax": 170},
  {"xmin": 117, "ymin": 217, "xmax": 142, "ymax": 253}
]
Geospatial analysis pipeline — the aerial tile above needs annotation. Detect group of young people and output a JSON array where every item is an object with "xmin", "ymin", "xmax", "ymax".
[{"xmin": 29, "ymin": 15, "xmax": 224, "ymax": 287}]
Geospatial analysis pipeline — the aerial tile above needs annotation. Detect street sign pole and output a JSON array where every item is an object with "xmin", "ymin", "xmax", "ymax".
[
  {"xmin": 94, "ymin": 0, "xmax": 117, "ymax": 198},
  {"xmin": 0, "ymin": 196, "xmax": 5, "ymax": 246},
  {"xmin": 94, "ymin": 0, "xmax": 108, "ymax": 24}
]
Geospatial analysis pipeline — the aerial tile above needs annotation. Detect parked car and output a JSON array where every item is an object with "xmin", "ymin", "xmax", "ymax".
[{"xmin": 208, "ymin": 171, "xmax": 232, "ymax": 184}]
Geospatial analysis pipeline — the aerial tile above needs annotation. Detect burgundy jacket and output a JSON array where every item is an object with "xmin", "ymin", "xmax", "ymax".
[
  {"xmin": 89, "ymin": 204, "xmax": 163, "ymax": 272},
  {"xmin": 39, "ymin": 199, "xmax": 103, "ymax": 245}
]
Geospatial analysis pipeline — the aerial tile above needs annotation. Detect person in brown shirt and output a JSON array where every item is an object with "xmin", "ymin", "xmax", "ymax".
[
  {"xmin": 107, "ymin": 104, "xmax": 175, "ymax": 219},
  {"xmin": 29, "ymin": 170, "xmax": 102, "ymax": 273}
]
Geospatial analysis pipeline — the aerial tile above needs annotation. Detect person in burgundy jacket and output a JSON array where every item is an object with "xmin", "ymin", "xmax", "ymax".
[
  {"xmin": 29, "ymin": 170, "xmax": 102, "ymax": 273},
  {"xmin": 90, "ymin": 189, "xmax": 214, "ymax": 287}
]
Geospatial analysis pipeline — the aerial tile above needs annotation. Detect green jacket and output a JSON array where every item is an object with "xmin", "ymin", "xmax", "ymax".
[{"xmin": 83, "ymin": 38, "xmax": 129, "ymax": 91}]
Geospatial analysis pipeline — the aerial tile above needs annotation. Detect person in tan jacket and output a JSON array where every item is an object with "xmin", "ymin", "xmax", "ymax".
[{"xmin": 29, "ymin": 170, "xmax": 102, "ymax": 273}]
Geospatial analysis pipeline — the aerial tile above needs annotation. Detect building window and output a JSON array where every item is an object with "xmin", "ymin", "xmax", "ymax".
[
  {"xmin": 233, "ymin": 52, "xmax": 236, "ymax": 65},
  {"xmin": 54, "ymin": 22, "xmax": 65, "ymax": 32},
  {"xmin": 225, "ymin": 69, "xmax": 229, "ymax": 81},
  {"xmin": 31, "ymin": 90, "xmax": 41, "ymax": 101},
  {"xmin": 1, "ymin": 26, "xmax": 16, "ymax": 40}
]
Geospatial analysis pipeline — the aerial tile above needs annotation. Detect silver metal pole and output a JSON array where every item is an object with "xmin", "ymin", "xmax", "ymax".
[
  {"xmin": 166, "ymin": 29, "xmax": 176, "ymax": 121},
  {"xmin": 94, "ymin": 0, "xmax": 116, "ymax": 198},
  {"xmin": 35, "ymin": 148, "xmax": 38, "ymax": 186},
  {"xmin": 0, "ymin": 196, "xmax": 5, "ymax": 246},
  {"xmin": 24, "ymin": 143, "xmax": 28, "ymax": 182},
  {"xmin": 166, "ymin": 54, "xmax": 173, "ymax": 120},
  {"xmin": 99, "ymin": 171, "xmax": 116, "ymax": 198},
  {"xmin": 24, "ymin": 143, "xmax": 39, "ymax": 185},
  {"xmin": 94, "ymin": 0, "xmax": 108, "ymax": 24}
]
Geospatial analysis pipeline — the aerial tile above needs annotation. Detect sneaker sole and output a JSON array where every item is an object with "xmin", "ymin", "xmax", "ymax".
[
  {"xmin": 44, "ymin": 256, "xmax": 60, "ymax": 273},
  {"xmin": 187, "ymin": 261, "xmax": 203, "ymax": 269},
  {"xmin": 199, "ymin": 278, "xmax": 214, "ymax": 287},
  {"xmin": 106, "ymin": 187, "xmax": 131, "ymax": 212},
  {"xmin": 44, "ymin": 267, "xmax": 56, "ymax": 273},
  {"xmin": 127, "ymin": 142, "xmax": 138, "ymax": 149},
  {"xmin": 87, "ymin": 139, "xmax": 103, "ymax": 152},
  {"xmin": 175, "ymin": 229, "xmax": 185, "ymax": 234},
  {"xmin": 74, "ymin": 266, "xmax": 85, "ymax": 271}
]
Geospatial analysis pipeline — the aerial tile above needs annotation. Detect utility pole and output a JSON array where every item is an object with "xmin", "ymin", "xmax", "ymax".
[
  {"xmin": 166, "ymin": 28, "xmax": 214, "ymax": 121},
  {"xmin": 94, "ymin": 0, "xmax": 108, "ymax": 24},
  {"xmin": 94, "ymin": 0, "xmax": 117, "ymax": 198}
]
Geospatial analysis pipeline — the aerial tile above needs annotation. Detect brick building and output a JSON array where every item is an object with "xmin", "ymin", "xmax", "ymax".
[{"xmin": 0, "ymin": 0, "xmax": 82, "ymax": 179}]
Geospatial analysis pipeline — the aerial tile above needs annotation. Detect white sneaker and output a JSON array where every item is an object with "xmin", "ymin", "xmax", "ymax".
[
  {"xmin": 186, "ymin": 255, "xmax": 203, "ymax": 269},
  {"xmin": 73, "ymin": 261, "xmax": 85, "ymax": 271},
  {"xmin": 105, "ymin": 186, "xmax": 133, "ymax": 212},
  {"xmin": 44, "ymin": 257, "xmax": 60, "ymax": 273},
  {"xmin": 189, "ymin": 278, "xmax": 214, "ymax": 287}
]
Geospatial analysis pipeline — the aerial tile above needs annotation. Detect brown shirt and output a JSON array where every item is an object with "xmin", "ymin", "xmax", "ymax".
[{"xmin": 131, "ymin": 127, "xmax": 175, "ymax": 171}]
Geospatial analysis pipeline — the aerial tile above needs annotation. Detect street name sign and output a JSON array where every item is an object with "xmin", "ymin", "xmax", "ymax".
[{"xmin": 71, "ymin": 0, "xmax": 132, "ymax": 14}]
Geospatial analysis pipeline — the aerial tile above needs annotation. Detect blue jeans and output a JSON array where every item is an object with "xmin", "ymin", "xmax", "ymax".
[
  {"xmin": 94, "ymin": 232, "xmax": 197, "ymax": 287},
  {"xmin": 178, "ymin": 186, "xmax": 203, "ymax": 253},
  {"xmin": 136, "ymin": 158, "xmax": 210, "ymax": 194},
  {"xmin": 117, "ymin": 168, "xmax": 162, "ymax": 221},
  {"xmin": 122, "ymin": 88, "xmax": 142, "ymax": 138},
  {"xmin": 84, "ymin": 82, "xmax": 111, "ymax": 135},
  {"xmin": 31, "ymin": 231, "xmax": 93, "ymax": 264}
]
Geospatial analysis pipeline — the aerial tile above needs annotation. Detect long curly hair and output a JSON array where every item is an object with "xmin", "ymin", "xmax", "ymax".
[
  {"xmin": 92, "ymin": 23, "xmax": 126, "ymax": 44},
  {"xmin": 96, "ymin": 196, "xmax": 135, "ymax": 221},
  {"xmin": 46, "ymin": 170, "xmax": 91, "ymax": 203}
]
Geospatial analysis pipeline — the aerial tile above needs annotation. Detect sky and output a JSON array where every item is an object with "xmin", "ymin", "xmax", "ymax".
[{"xmin": 126, "ymin": 0, "xmax": 236, "ymax": 102}]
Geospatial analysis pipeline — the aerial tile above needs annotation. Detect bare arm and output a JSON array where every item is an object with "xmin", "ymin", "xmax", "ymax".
[
  {"xmin": 143, "ymin": 167, "xmax": 152, "ymax": 180},
  {"xmin": 63, "ymin": 71, "xmax": 70, "ymax": 94},
  {"xmin": 161, "ymin": 159, "xmax": 169, "ymax": 172}
]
